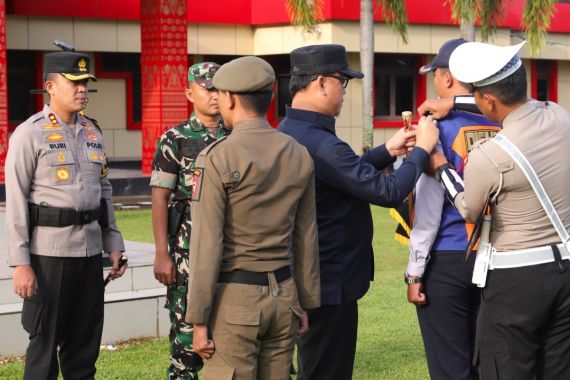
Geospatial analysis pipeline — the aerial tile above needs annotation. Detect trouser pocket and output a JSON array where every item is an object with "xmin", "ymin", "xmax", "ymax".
[{"xmin": 21, "ymin": 291, "xmax": 46, "ymax": 337}]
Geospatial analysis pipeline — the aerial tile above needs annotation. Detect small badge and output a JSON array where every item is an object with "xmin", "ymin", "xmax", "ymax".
[
  {"xmin": 47, "ymin": 142, "xmax": 68, "ymax": 150},
  {"xmin": 79, "ymin": 114, "xmax": 87, "ymax": 126},
  {"xmin": 85, "ymin": 133, "xmax": 100, "ymax": 141},
  {"xmin": 42, "ymin": 124, "xmax": 62, "ymax": 131},
  {"xmin": 78, "ymin": 59, "xmax": 87, "ymax": 72},
  {"xmin": 56, "ymin": 167, "xmax": 70, "ymax": 182},
  {"xmin": 46, "ymin": 132, "xmax": 65, "ymax": 142},
  {"xmin": 85, "ymin": 141, "xmax": 103, "ymax": 150},
  {"xmin": 83, "ymin": 125, "xmax": 95, "ymax": 131},
  {"xmin": 100, "ymin": 164, "xmax": 109, "ymax": 178},
  {"xmin": 191, "ymin": 168, "xmax": 204, "ymax": 201},
  {"xmin": 48, "ymin": 113, "xmax": 61, "ymax": 126},
  {"xmin": 57, "ymin": 152, "xmax": 66, "ymax": 163},
  {"xmin": 91, "ymin": 152, "xmax": 99, "ymax": 161}
]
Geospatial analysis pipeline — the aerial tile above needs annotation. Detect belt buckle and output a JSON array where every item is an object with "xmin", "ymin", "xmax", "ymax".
[{"xmin": 82, "ymin": 210, "xmax": 91, "ymax": 224}]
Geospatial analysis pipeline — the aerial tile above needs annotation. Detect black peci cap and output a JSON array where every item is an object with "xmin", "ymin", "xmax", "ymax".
[
  {"xmin": 290, "ymin": 44, "xmax": 363, "ymax": 78},
  {"xmin": 44, "ymin": 52, "xmax": 97, "ymax": 81}
]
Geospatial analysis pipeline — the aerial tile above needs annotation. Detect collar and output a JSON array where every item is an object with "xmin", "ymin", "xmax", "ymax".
[
  {"xmin": 501, "ymin": 100, "xmax": 535, "ymax": 132},
  {"xmin": 43, "ymin": 104, "xmax": 77, "ymax": 129},
  {"xmin": 232, "ymin": 117, "xmax": 271, "ymax": 132},
  {"xmin": 189, "ymin": 112, "xmax": 225, "ymax": 133},
  {"xmin": 285, "ymin": 106, "xmax": 336, "ymax": 134}
]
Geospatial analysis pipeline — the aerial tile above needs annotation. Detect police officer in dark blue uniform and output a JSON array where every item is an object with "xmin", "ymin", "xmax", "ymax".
[{"xmin": 278, "ymin": 44, "xmax": 440, "ymax": 380}]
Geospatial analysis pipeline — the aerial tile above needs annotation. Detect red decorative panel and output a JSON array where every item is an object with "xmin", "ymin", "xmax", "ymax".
[
  {"xmin": 7, "ymin": 0, "xmax": 570, "ymax": 33},
  {"xmin": 141, "ymin": 0, "xmax": 188, "ymax": 174},
  {"xmin": 0, "ymin": 0, "xmax": 7, "ymax": 182}
]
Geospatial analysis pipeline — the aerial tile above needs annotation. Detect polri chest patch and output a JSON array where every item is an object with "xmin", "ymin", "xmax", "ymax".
[{"xmin": 85, "ymin": 141, "xmax": 104, "ymax": 150}]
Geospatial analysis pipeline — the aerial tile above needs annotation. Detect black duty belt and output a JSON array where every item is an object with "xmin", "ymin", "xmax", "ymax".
[
  {"xmin": 28, "ymin": 203, "xmax": 102, "ymax": 227},
  {"xmin": 217, "ymin": 266, "xmax": 291, "ymax": 286}
]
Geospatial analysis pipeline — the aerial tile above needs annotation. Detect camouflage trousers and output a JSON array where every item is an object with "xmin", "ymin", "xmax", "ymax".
[{"xmin": 165, "ymin": 248, "xmax": 203, "ymax": 380}]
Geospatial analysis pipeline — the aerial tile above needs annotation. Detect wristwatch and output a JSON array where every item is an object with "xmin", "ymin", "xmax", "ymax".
[{"xmin": 404, "ymin": 274, "xmax": 422, "ymax": 285}]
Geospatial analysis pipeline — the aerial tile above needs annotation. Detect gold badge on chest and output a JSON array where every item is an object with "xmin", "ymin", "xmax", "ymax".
[{"xmin": 56, "ymin": 167, "xmax": 70, "ymax": 182}]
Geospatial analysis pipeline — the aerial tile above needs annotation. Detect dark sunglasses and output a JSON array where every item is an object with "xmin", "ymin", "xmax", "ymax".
[{"xmin": 311, "ymin": 74, "xmax": 350, "ymax": 89}]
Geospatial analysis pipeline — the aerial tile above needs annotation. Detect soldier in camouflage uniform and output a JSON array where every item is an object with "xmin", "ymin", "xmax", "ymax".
[{"xmin": 150, "ymin": 62, "xmax": 230, "ymax": 380}]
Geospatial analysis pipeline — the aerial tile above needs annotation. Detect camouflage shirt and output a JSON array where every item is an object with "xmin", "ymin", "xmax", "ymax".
[{"xmin": 151, "ymin": 113, "xmax": 229, "ymax": 249}]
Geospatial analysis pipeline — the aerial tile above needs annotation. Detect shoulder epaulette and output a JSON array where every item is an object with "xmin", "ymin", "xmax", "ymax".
[
  {"xmin": 31, "ymin": 115, "xmax": 45, "ymax": 124},
  {"xmin": 82, "ymin": 114, "xmax": 103, "ymax": 133},
  {"xmin": 200, "ymin": 136, "xmax": 228, "ymax": 156}
]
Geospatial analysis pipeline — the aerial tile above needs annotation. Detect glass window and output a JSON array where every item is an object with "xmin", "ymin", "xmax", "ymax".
[
  {"xmin": 374, "ymin": 54, "xmax": 417, "ymax": 119},
  {"xmin": 8, "ymin": 50, "xmax": 38, "ymax": 126},
  {"xmin": 277, "ymin": 75, "xmax": 291, "ymax": 117},
  {"xmin": 375, "ymin": 73, "xmax": 391, "ymax": 116},
  {"xmin": 536, "ymin": 60, "xmax": 550, "ymax": 101},
  {"xmin": 99, "ymin": 53, "xmax": 141, "ymax": 123}
]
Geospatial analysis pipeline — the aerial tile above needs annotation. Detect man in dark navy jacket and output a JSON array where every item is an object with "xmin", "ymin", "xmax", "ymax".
[{"xmin": 278, "ymin": 44, "xmax": 440, "ymax": 380}]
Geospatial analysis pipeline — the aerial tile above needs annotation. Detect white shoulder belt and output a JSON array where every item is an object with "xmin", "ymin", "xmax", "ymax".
[{"xmin": 492, "ymin": 134, "xmax": 570, "ymax": 252}]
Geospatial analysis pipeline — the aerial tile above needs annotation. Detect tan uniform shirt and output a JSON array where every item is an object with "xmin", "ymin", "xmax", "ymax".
[
  {"xmin": 185, "ymin": 117, "xmax": 320, "ymax": 324},
  {"xmin": 454, "ymin": 100, "xmax": 570, "ymax": 250},
  {"xmin": 5, "ymin": 104, "xmax": 125, "ymax": 266}
]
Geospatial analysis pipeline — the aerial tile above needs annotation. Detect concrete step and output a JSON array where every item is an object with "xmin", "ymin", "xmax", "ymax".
[
  {"xmin": 0, "ymin": 289, "xmax": 169, "ymax": 357},
  {"xmin": 0, "ymin": 241, "xmax": 159, "ymax": 302},
  {"xmin": 0, "ymin": 241, "xmax": 172, "ymax": 358}
]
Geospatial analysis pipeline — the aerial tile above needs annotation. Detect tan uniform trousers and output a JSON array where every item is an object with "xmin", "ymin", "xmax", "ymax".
[{"xmin": 203, "ymin": 275, "xmax": 303, "ymax": 380}]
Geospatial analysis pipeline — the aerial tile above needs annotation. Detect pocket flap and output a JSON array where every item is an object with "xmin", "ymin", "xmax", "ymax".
[
  {"xmin": 86, "ymin": 149, "xmax": 106, "ymax": 164},
  {"xmin": 497, "ymin": 161, "xmax": 514, "ymax": 173},
  {"xmin": 221, "ymin": 171, "xmax": 240, "ymax": 186},
  {"xmin": 46, "ymin": 150, "xmax": 75, "ymax": 166},
  {"xmin": 289, "ymin": 305, "xmax": 304, "ymax": 319},
  {"xmin": 223, "ymin": 306, "xmax": 260, "ymax": 326}
]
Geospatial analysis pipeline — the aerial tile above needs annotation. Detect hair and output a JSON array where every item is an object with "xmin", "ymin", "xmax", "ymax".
[
  {"xmin": 289, "ymin": 74, "xmax": 313, "ymax": 99},
  {"xmin": 235, "ymin": 90, "xmax": 273, "ymax": 115},
  {"xmin": 473, "ymin": 65, "xmax": 527, "ymax": 106},
  {"xmin": 43, "ymin": 72, "xmax": 58, "ymax": 83}
]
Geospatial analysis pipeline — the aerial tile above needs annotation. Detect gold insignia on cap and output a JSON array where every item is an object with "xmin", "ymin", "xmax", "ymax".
[
  {"xmin": 56, "ymin": 167, "xmax": 70, "ymax": 181},
  {"xmin": 57, "ymin": 152, "xmax": 66, "ymax": 163},
  {"xmin": 47, "ymin": 133, "xmax": 65, "ymax": 142},
  {"xmin": 78, "ymin": 59, "xmax": 87, "ymax": 72}
]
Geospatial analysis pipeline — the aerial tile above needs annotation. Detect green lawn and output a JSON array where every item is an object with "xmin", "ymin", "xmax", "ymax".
[{"xmin": 0, "ymin": 206, "xmax": 429, "ymax": 379}]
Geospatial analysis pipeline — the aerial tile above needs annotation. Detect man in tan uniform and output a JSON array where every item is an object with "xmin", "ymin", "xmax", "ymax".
[
  {"xmin": 428, "ymin": 41, "xmax": 570, "ymax": 378},
  {"xmin": 5, "ymin": 48, "xmax": 126, "ymax": 379},
  {"xmin": 185, "ymin": 56, "xmax": 320, "ymax": 379}
]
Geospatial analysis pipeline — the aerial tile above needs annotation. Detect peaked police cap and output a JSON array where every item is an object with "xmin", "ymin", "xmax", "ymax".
[{"xmin": 44, "ymin": 52, "xmax": 97, "ymax": 82}]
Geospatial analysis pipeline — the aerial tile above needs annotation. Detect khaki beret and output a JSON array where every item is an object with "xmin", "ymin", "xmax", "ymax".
[{"xmin": 213, "ymin": 56, "xmax": 275, "ymax": 93}]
